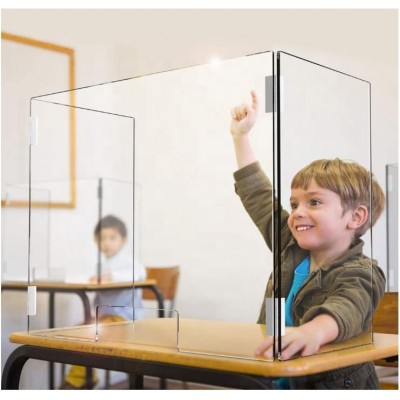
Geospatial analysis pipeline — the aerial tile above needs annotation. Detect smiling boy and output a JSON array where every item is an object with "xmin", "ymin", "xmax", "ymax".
[{"xmin": 231, "ymin": 91, "xmax": 386, "ymax": 389}]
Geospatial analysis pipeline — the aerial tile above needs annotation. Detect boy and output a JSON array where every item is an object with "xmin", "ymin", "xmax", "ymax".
[
  {"xmin": 61, "ymin": 215, "xmax": 146, "ymax": 389},
  {"xmin": 231, "ymin": 91, "xmax": 386, "ymax": 389},
  {"xmin": 91, "ymin": 214, "xmax": 146, "ymax": 322}
]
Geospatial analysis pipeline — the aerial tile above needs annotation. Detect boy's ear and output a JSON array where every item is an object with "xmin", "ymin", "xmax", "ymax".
[{"xmin": 348, "ymin": 205, "xmax": 369, "ymax": 230}]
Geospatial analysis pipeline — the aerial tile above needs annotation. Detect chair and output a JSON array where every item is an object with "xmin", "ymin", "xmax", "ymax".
[
  {"xmin": 143, "ymin": 266, "xmax": 180, "ymax": 317},
  {"xmin": 372, "ymin": 291, "xmax": 398, "ymax": 390}
]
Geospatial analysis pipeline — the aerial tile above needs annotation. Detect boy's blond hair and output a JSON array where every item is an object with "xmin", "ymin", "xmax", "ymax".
[{"xmin": 291, "ymin": 158, "xmax": 385, "ymax": 238}]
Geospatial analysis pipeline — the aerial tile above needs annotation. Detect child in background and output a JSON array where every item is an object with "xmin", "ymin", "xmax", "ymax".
[
  {"xmin": 230, "ymin": 91, "xmax": 386, "ymax": 389},
  {"xmin": 60, "ymin": 215, "xmax": 146, "ymax": 389},
  {"xmin": 91, "ymin": 214, "xmax": 146, "ymax": 322}
]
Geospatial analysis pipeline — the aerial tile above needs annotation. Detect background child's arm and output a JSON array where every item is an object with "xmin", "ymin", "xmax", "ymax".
[
  {"xmin": 134, "ymin": 258, "xmax": 146, "ymax": 281},
  {"xmin": 89, "ymin": 273, "xmax": 112, "ymax": 284},
  {"xmin": 230, "ymin": 90, "xmax": 258, "ymax": 169},
  {"xmin": 255, "ymin": 314, "xmax": 339, "ymax": 359}
]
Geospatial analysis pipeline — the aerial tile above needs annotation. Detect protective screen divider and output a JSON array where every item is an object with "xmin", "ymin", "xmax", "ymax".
[
  {"xmin": 25, "ymin": 50, "xmax": 377, "ymax": 362},
  {"xmin": 276, "ymin": 51, "xmax": 374, "ymax": 360},
  {"xmin": 2, "ymin": 184, "xmax": 50, "ymax": 281},
  {"xmin": 27, "ymin": 51, "xmax": 277, "ymax": 361},
  {"xmin": 27, "ymin": 99, "xmax": 135, "ymax": 333},
  {"xmin": 386, "ymin": 163, "xmax": 398, "ymax": 291}
]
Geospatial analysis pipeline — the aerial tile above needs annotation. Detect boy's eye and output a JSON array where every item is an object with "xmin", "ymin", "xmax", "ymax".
[
  {"xmin": 290, "ymin": 203, "xmax": 298, "ymax": 210},
  {"xmin": 310, "ymin": 199, "xmax": 321, "ymax": 206}
]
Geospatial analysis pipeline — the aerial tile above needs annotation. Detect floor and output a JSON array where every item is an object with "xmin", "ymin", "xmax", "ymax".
[{"xmin": 107, "ymin": 376, "xmax": 229, "ymax": 390}]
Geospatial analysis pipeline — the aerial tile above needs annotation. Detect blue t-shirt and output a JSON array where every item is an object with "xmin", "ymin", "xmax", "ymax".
[
  {"xmin": 274, "ymin": 256, "xmax": 310, "ymax": 389},
  {"xmin": 285, "ymin": 256, "xmax": 310, "ymax": 327}
]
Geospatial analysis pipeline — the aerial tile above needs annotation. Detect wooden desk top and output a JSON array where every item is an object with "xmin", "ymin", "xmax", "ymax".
[
  {"xmin": 1, "ymin": 279, "xmax": 157, "ymax": 290},
  {"xmin": 9, "ymin": 318, "xmax": 398, "ymax": 378}
]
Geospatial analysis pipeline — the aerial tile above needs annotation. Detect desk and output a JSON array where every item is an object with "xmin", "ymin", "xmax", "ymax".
[
  {"xmin": 2, "ymin": 319, "xmax": 398, "ymax": 390},
  {"xmin": 2, "ymin": 279, "xmax": 165, "ymax": 325},
  {"xmin": 1, "ymin": 280, "xmax": 164, "ymax": 389}
]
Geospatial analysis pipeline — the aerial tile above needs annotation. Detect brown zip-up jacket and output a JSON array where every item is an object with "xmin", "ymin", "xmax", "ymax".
[{"xmin": 234, "ymin": 161, "xmax": 386, "ymax": 389}]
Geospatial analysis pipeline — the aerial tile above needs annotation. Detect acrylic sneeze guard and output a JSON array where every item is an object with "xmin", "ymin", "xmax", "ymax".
[
  {"xmin": 275, "ymin": 52, "xmax": 374, "ymax": 358},
  {"xmin": 26, "ymin": 50, "xmax": 376, "ymax": 361},
  {"xmin": 27, "ymin": 51, "xmax": 276, "ymax": 360},
  {"xmin": 2, "ymin": 185, "xmax": 50, "ymax": 281},
  {"xmin": 27, "ymin": 101, "xmax": 137, "ymax": 335}
]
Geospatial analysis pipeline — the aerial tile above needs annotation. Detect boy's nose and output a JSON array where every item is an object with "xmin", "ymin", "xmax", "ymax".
[{"xmin": 293, "ymin": 205, "xmax": 306, "ymax": 217}]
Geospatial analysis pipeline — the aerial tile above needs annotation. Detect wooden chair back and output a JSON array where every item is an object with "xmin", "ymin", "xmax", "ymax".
[
  {"xmin": 373, "ymin": 292, "xmax": 398, "ymax": 334},
  {"xmin": 143, "ymin": 266, "xmax": 180, "ymax": 302},
  {"xmin": 372, "ymin": 291, "xmax": 398, "ymax": 390}
]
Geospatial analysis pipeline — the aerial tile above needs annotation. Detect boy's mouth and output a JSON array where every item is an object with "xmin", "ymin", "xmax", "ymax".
[{"xmin": 296, "ymin": 225, "xmax": 313, "ymax": 232}]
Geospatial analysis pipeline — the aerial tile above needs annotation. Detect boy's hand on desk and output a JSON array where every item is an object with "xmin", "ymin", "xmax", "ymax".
[
  {"xmin": 255, "ymin": 314, "xmax": 339, "ymax": 360},
  {"xmin": 255, "ymin": 327, "xmax": 321, "ymax": 360}
]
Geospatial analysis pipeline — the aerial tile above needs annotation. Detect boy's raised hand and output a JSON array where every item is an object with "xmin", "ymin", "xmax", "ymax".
[{"xmin": 230, "ymin": 90, "xmax": 258, "ymax": 139}]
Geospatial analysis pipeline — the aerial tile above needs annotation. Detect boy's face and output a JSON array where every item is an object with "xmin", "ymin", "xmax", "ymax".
[
  {"xmin": 288, "ymin": 179, "xmax": 355, "ymax": 262},
  {"xmin": 96, "ymin": 227, "xmax": 126, "ymax": 258}
]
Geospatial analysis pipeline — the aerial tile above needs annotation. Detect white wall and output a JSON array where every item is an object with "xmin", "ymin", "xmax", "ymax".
[{"xmin": 1, "ymin": 9, "xmax": 398, "ymax": 389}]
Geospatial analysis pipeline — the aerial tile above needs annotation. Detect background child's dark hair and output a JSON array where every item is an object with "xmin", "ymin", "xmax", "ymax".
[{"xmin": 94, "ymin": 215, "xmax": 127, "ymax": 240}]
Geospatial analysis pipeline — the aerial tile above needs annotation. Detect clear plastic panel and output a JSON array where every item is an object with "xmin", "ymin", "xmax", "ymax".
[
  {"xmin": 28, "ymin": 97, "xmax": 134, "ymax": 332},
  {"xmin": 26, "ymin": 50, "xmax": 379, "ymax": 362},
  {"xmin": 25, "ymin": 178, "xmax": 138, "ymax": 331},
  {"xmin": 386, "ymin": 164, "xmax": 398, "ymax": 291},
  {"xmin": 277, "ymin": 51, "xmax": 373, "ymax": 359},
  {"xmin": 2, "ymin": 185, "xmax": 50, "ymax": 281},
  {"xmin": 28, "ymin": 52, "xmax": 276, "ymax": 359}
]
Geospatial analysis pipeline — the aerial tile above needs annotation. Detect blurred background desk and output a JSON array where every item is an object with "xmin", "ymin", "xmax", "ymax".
[
  {"xmin": 1, "ymin": 279, "xmax": 164, "ymax": 389},
  {"xmin": 2, "ymin": 279, "xmax": 165, "ymax": 325}
]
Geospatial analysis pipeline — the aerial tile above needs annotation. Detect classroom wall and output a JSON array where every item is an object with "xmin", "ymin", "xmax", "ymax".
[{"xmin": 1, "ymin": 9, "xmax": 398, "ymax": 389}]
